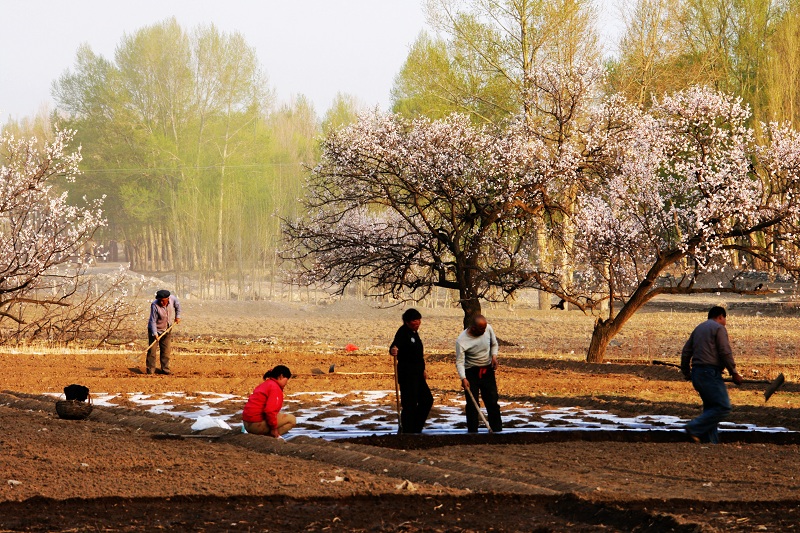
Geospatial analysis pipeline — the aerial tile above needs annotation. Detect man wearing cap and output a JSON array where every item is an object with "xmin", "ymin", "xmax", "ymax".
[{"xmin": 147, "ymin": 289, "xmax": 182, "ymax": 375}]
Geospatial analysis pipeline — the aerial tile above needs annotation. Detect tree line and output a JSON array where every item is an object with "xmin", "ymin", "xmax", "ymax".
[
  {"xmin": 18, "ymin": 19, "xmax": 360, "ymax": 299},
  {"xmin": 395, "ymin": 0, "xmax": 800, "ymax": 129}
]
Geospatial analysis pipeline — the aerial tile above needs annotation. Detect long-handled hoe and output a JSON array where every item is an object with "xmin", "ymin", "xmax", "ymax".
[
  {"xmin": 465, "ymin": 386, "xmax": 494, "ymax": 434},
  {"xmin": 392, "ymin": 352, "xmax": 402, "ymax": 434},
  {"xmin": 652, "ymin": 360, "xmax": 786, "ymax": 402},
  {"xmin": 129, "ymin": 323, "xmax": 176, "ymax": 367}
]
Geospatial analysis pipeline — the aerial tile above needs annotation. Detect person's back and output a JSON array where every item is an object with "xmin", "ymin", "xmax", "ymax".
[
  {"xmin": 681, "ymin": 307, "xmax": 742, "ymax": 444},
  {"xmin": 392, "ymin": 323, "xmax": 425, "ymax": 379},
  {"xmin": 683, "ymin": 319, "xmax": 734, "ymax": 373},
  {"xmin": 242, "ymin": 378, "xmax": 283, "ymax": 424},
  {"xmin": 241, "ymin": 365, "xmax": 295, "ymax": 438}
]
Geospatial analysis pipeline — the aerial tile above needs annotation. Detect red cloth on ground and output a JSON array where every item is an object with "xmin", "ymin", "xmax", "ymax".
[{"xmin": 242, "ymin": 378, "xmax": 284, "ymax": 427}]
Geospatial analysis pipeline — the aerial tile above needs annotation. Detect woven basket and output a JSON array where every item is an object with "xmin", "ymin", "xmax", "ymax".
[{"xmin": 55, "ymin": 398, "xmax": 93, "ymax": 420}]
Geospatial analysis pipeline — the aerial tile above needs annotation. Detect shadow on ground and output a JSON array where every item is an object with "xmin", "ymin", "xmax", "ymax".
[{"xmin": 4, "ymin": 493, "xmax": 794, "ymax": 532}]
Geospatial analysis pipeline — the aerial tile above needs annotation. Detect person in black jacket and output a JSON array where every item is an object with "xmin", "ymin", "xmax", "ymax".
[{"xmin": 389, "ymin": 308, "xmax": 433, "ymax": 433}]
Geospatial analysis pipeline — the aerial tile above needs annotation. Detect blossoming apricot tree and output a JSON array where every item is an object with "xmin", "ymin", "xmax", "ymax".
[
  {"xmin": 538, "ymin": 87, "xmax": 800, "ymax": 361},
  {"xmin": 0, "ymin": 127, "xmax": 128, "ymax": 342},
  {"xmin": 283, "ymin": 113, "xmax": 573, "ymax": 325},
  {"xmin": 286, "ymin": 85, "xmax": 800, "ymax": 360}
]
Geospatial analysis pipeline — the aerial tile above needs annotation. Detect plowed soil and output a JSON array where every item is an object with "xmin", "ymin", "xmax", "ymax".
[{"xmin": 3, "ymin": 297, "xmax": 800, "ymax": 531}]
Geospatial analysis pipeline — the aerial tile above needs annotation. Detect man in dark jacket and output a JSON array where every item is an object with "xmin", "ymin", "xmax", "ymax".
[
  {"xmin": 389, "ymin": 308, "xmax": 433, "ymax": 433},
  {"xmin": 681, "ymin": 306, "xmax": 743, "ymax": 443}
]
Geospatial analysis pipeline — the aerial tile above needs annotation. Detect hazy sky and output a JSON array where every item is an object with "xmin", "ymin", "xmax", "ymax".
[{"xmin": 0, "ymin": 1, "xmax": 623, "ymax": 122}]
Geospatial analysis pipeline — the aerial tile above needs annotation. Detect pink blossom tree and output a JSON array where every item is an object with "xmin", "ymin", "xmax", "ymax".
[
  {"xmin": 533, "ymin": 87, "xmax": 800, "ymax": 362},
  {"xmin": 283, "ymin": 113, "xmax": 571, "ymax": 325},
  {"xmin": 286, "ymin": 84, "xmax": 800, "ymax": 360},
  {"xmin": 0, "ymin": 127, "xmax": 115, "ymax": 340}
]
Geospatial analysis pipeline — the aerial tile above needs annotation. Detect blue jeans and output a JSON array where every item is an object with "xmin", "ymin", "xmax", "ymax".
[{"xmin": 685, "ymin": 366, "xmax": 731, "ymax": 444}]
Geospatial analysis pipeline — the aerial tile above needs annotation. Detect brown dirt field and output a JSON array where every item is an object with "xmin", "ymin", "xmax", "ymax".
[{"xmin": 2, "ymin": 297, "xmax": 800, "ymax": 531}]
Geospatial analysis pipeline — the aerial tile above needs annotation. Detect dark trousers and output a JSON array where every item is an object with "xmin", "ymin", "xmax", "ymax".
[
  {"xmin": 146, "ymin": 331, "xmax": 171, "ymax": 372},
  {"xmin": 686, "ymin": 366, "xmax": 732, "ymax": 444},
  {"xmin": 398, "ymin": 374, "xmax": 433, "ymax": 433},
  {"xmin": 465, "ymin": 366, "xmax": 502, "ymax": 433}
]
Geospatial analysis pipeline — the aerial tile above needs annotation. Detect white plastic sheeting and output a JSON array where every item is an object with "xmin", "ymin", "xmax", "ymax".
[{"xmin": 45, "ymin": 390, "xmax": 791, "ymax": 440}]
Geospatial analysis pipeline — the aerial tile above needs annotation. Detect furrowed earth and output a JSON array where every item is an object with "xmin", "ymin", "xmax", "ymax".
[{"xmin": 2, "ymin": 296, "xmax": 800, "ymax": 531}]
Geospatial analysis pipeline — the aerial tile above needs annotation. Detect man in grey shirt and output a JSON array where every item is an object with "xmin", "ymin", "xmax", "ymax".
[
  {"xmin": 456, "ymin": 314, "xmax": 502, "ymax": 433},
  {"xmin": 681, "ymin": 306, "xmax": 743, "ymax": 443}
]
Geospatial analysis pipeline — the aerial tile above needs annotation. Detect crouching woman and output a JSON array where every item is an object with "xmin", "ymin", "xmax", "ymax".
[{"xmin": 242, "ymin": 365, "xmax": 296, "ymax": 437}]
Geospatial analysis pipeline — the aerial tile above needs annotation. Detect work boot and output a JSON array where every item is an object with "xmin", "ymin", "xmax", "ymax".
[
  {"xmin": 158, "ymin": 368, "xmax": 171, "ymax": 375},
  {"xmin": 146, "ymin": 368, "xmax": 155, "ymax": 375}
]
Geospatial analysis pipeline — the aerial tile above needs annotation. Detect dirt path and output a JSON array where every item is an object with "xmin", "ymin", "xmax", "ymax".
[
  {"xmin": 0, "ymin": 493, "xmax": 722, "ymax": 532},
  {"xmin": 3, "ymin": 299, "xmax": 800, "ymax": 531},
  {"xmin": 3, "ymin": 388, "xmax": 800, "ymax": 531}
]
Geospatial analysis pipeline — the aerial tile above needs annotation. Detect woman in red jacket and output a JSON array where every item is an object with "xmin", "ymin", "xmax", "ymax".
[{"xmin": 242, "ymin": 365, "xmax": 295, "ymax": 437}]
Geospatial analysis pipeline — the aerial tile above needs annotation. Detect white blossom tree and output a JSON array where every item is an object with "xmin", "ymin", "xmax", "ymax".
[
  {"xmin": 8, "ymin": 265, "xmax": 147, "ymax": 345},
  {"xmin": 284, "ymin": 112, "xmax": 572, "ymax": 325},
  {"xmin": 0, "ymin": 127, "xmax": 112, "ymax": 339},
  {"xmin": 532, "ymin": 86, "xmax": 800, "ymax": 362}
]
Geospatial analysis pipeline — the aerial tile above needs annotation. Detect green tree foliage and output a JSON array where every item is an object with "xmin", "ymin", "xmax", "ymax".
[
  {"xmin": 52, "ymin": 19, "xmax": 319, "ymax": 298},
  {"xmin": 392, "ymin": 0, "xmax": 599, "ymax": 126},
  {"xmin": 679, "ymin": 0, "xmax": 776, "ymax": 118},
  {"xmin": 610, "ymin": 0, "xmax": 800, "ymax": 125},
  {"xmin": 606, "ymin": 0, "xmax": 686, "ymax": 107},
  {"xmin": 391, "ymin": 31, "xmax": 515, "ymax": 122},
  {"xmin": 321, "ymin": 92, "xmax": 366, "ymax": 135},
  {"xmin": 765, "ymin": 1, "xmax": 800, "ymax": 126}
]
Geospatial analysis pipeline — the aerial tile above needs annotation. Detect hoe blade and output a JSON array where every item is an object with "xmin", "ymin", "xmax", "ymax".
[{"xmin": 764, "ymin": 373, "xmax": 786, "ymax": 403}]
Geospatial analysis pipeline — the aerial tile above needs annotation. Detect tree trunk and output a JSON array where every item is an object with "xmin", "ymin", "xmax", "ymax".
[
  {"xmin": 460, "ymin": 296, "xmax": 482, "ymax": 329},
  {"xmin": 155, "ymin": 228, "xmax": 163, "ymax": 271},
  {"xmin": 125, "ymin": 241, "xmax": 136, "ymax": 270},
  {"xmin": 586, "ymin": 317, "xmax": 623, "ymax": 363},
  {"xmin": 586, "ymin": 274, "xmax": 672, "ymax": 361},
  {"xmin": 147, "ymin": 225, "xmax": 157, "ymax": 271},
  {"xmin": 536, "ymin": 228, "xmax": 551, "ymax": 310},
  {"xmin": 164, "ymin": 228, "xmax": 174, "ymax": 271},
  {"xmin": 217, "ymin": 162, "xmax": 226, "ymax": 270},
  {"xmin": 538, "ymin": 290, "xmax": 551, "ymax": 310}
]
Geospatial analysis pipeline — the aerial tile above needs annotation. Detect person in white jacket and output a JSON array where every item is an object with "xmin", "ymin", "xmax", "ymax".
[{"xmin": 455, "ymin": 314, "xmax": 502, "ymax": 433}]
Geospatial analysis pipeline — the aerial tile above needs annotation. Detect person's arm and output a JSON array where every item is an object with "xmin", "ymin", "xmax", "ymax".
[
  {"xmin": 680, "ymin": 333, "xmax": 693, "ymax": 380},
  {"xmin": 263, "ymin": 385, "xmax": 282, "ymax": 433},
  {"xmin": 389, "ymin": 328, "xmax": 403, "ymax": 357},
  {"xmin": 488, "ymin": 325, "xmax": 499, "ymax": 369},
  {"xmin": 147, "ymin": 303, "xmax": 159, "ymax": 337},
  {"xmin": 421, "ymin": 335, "xmax": 427, "ymax": 377},
  {"xmin": 172, "ymin": 295, "xmax": 181, "ymax": 323},
  {"xmin": 717, "ymin": 327, "xmax": 741, "ymax": 383},
  {"xmin": 456, "ymin": 337, "xmax": 469, "ymax": 388},
  {"xmin": 488, "ymin": 325, "xmax": 499, "ymax": 357}
]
